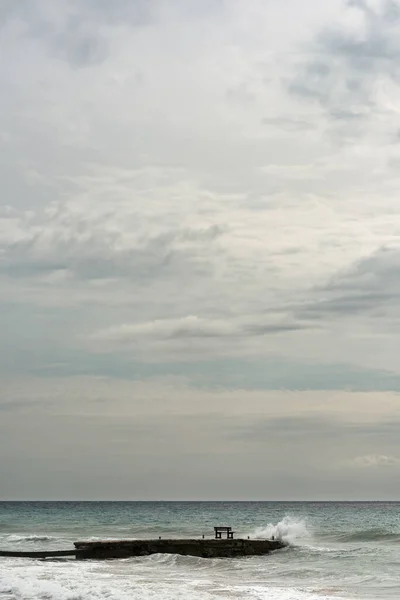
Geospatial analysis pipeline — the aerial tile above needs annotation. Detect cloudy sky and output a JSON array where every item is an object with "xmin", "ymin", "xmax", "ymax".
[{"xmin": 1, "ymin": 0, "xmax": 400, "ymax": 500}]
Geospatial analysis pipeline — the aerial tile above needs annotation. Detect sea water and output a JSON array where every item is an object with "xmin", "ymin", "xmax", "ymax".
[{"xmin": 0, "ymin": 501, "xmax": 399, "ymax": 599}]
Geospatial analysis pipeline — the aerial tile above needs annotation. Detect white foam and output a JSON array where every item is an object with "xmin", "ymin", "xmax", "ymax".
[
  {"xmin": 0, "ymin": 560, "xmax": 226, "ymax": 600},
  {"xmin": 0, "ymin": 550, "xmax": 337, "ymax": 600},
  {"xmin": 243, "ymin": 585, "xmax": 339, "ymax": 600},
  {"xmin": 250, "ymin": 516, "xmax": 312, "ymax": 545},
  {"xmin": 4, "ymin": 534, "xmax": 58, "ymax": 543}
]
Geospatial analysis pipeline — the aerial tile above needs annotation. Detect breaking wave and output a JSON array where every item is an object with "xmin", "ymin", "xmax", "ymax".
[
  {"xmin": 250, "ymin": 516, "xmax": 311, "ymax": 545},
  {"xmin": 4, "ymin": 534, "xmax": 57, "ymax": 543}
]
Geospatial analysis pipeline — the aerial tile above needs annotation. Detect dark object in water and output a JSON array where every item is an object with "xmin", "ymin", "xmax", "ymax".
[
  {"xmin": 74, "ymin": 537, "xmax": 285, "ymax": 559},
  {"xmin": 0, "ymin": 528, "xmax": 285, "ymax": 560}
]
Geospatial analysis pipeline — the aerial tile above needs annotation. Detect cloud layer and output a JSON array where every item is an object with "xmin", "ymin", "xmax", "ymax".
[
  {"xmin": 1, "ymin": 0, "xmax": 400, "ymax": 498},
  {"xmin": 2, "ymin": 377, "xmax": 400, "ymax": 499}
]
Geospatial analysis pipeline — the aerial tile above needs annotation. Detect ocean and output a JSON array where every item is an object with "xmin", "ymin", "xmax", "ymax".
[{"xmin": 0, "ymin": 501, "xmax": 399, "ymax": 600}]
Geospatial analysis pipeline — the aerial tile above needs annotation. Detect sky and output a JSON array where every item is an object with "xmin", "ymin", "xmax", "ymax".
[{"xmin": 1, "ymin": 0, "xmax": 400, "ymax": 500}]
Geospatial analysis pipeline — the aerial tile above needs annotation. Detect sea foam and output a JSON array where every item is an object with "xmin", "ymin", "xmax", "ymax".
[{"xmin": 251, "ymin": 515, "xmax": 311, "ymax": 545}]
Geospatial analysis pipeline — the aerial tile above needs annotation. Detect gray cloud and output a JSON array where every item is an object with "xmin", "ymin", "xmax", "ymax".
[
  {"xmin": 261, "ymin": 116, "xmax": 316, "ymax": 132},
  {"xmin": 0, "ymin": 0, "xmax": 153, "ymax": 29},
  {"xmin": 329, "ymin": 246, "xmax": 400, "ymax": 293},
  {"xmin": 74, "ymin": 0, "xmax": 153, "ymax": 26},
  {"xmin": 2, "ymin": 380, "xmax": 400, "ymax": 498},
  {"xmin": 300, "ymin": 246, "xmax": 400, "ymax": 322},
  {"xmin": 0, "ymin": 217, "xmax": 224, "ymax": 282},
  {"xmin": 51, "ymin": 31, "xmax": 108, "ymax": 68},
  {"xmin": 231, "ymin": 415, "xmax": 400, "ymax": 444},
  {"xmin": 321, "ymin": 1, "xmax": 400, "ymax": 64},
  {"xmin": 0, "ymin": 0, "xmax": 154, "ymax": 68},
  {"xmin": 91, "ymin": 315, "xmax": 309, "ymax": 346},
  {"xmin": 345, "ymin": 453, "xmax": 400, "ymax": 467},
  {"xmin": 231, "ymin": 416, "xmax": 346, "ymax": 441},
  {"xmin": 289, "ymin": 0, "xmax": 400, "ymax": 132}
]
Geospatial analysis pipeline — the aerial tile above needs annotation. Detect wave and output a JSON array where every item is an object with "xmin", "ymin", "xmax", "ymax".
[
  {"xmin": 4, "ymin": 534, "xmax": 58, "ymax": 543},
  {"xmin": 250, "ymin": 516, "xmax": 311, "ymax": 545},
  {"xmin": 325, "ymin": 529, "xmax": 400, "ymax": 543},
  {"xmin": 144, "ymin": 552, "xmax": 214, "ymax": 568},
  {"xmin": 250, "ymin": 517, "xmax": 400, "ymax": 547}
]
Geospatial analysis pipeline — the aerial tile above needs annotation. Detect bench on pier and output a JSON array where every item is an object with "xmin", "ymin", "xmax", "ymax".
[{"xmin": 214, "ymin": 526, "xmax": 234, "ymax": 539}]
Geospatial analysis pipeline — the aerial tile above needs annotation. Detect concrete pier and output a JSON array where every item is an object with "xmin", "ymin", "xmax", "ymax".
[
  {"xmin": 0, "ymin": 539, "xmax": 284, "ymax": 560},
  {"xmin": 0, "ymin": 527, "xmax": 286, "ymax": 560},
  {"xmin": 74, "ymin": 538, "xmax": 285, "ymax": 559}
]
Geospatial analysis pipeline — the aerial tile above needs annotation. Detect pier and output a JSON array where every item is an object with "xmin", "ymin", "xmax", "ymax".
[
  {"xmin": 0, "ymin": 527, "xmax": 286, "ymax": 560},
  {"xmin": 74, "ymin": 537, "xmax": 285, "ymax": 559}
]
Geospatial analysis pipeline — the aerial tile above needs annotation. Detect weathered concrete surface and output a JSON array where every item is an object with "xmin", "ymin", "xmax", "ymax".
[{"xmin": 74, "ymin": 538, "xmax": 285, "ymax": 559}]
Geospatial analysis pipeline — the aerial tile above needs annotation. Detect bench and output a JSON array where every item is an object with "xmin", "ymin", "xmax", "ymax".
[{"xmin": 214, "ymin": 526, "xmax": 234, "ymax": 539}]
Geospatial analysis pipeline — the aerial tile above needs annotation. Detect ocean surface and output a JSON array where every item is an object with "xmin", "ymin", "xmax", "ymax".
[{"xmin": 0, "ymin": 501, "xmax": 399, "ymax": 600}]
